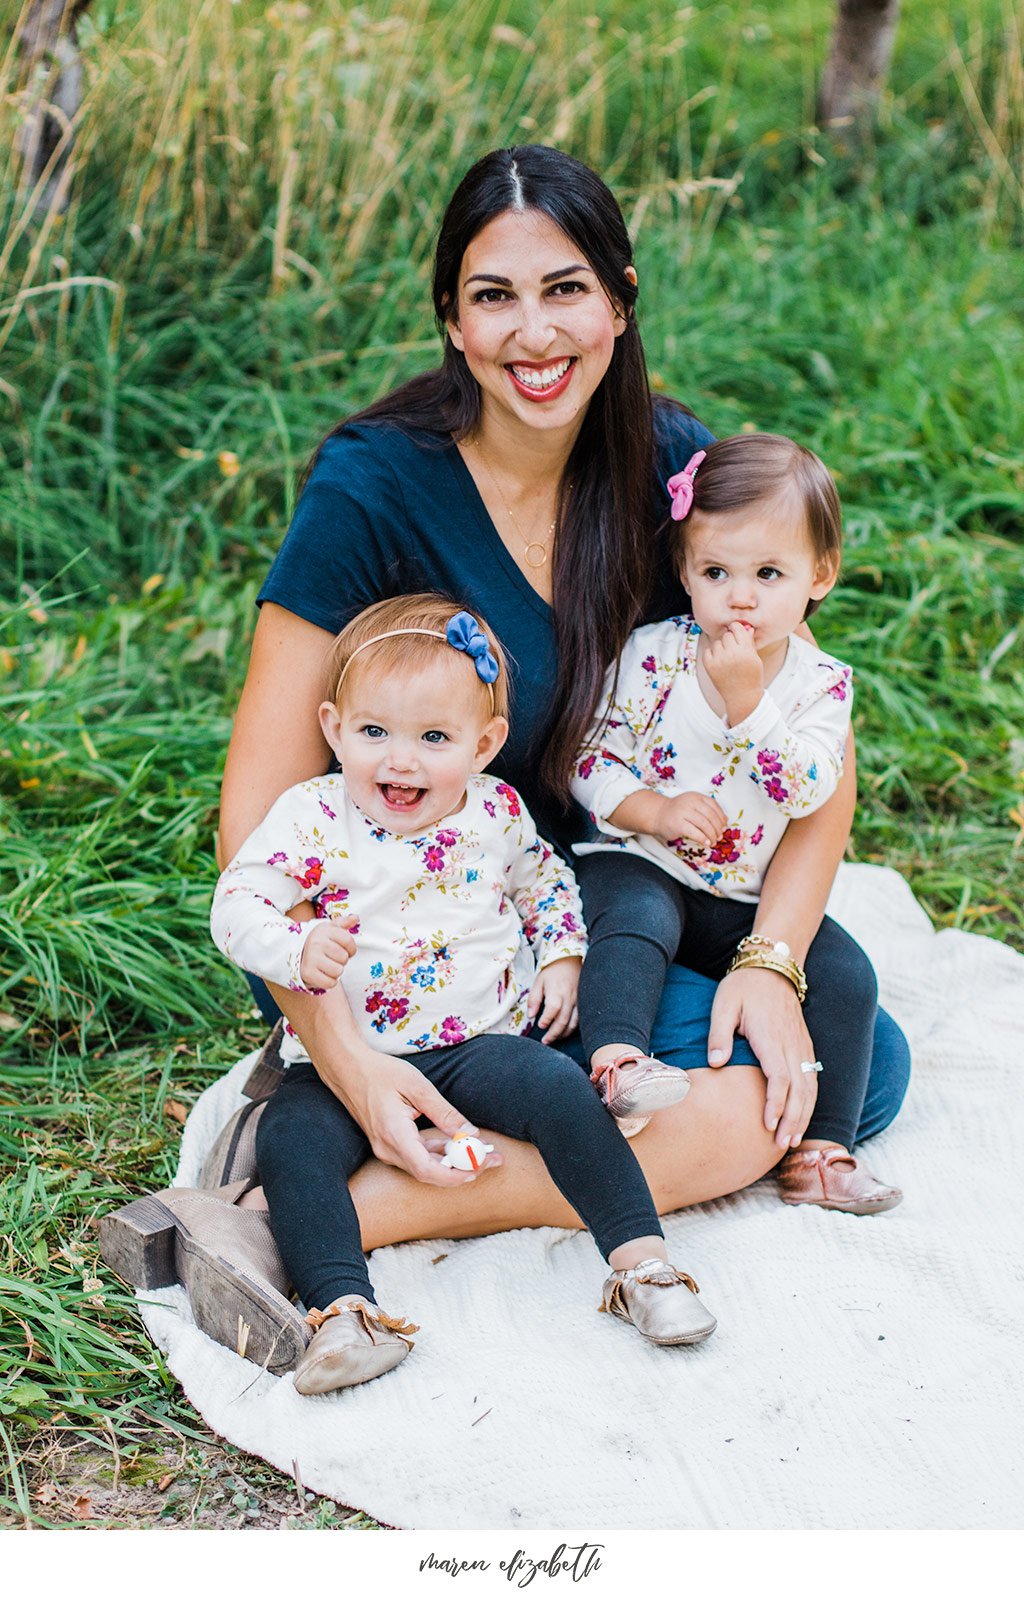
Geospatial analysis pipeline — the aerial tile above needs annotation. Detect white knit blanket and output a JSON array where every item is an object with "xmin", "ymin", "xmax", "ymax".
[{"xmin": 140, "ymin": 864, "xmax": 1024, "ymax": 1530}]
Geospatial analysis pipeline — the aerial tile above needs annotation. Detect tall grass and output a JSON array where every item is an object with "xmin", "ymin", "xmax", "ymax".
[
  {"xmin": 2, "ymin": 1, "xmax": 1021, "ymax": 589},
  {"xmin": 1, "ymin": 0, "xmax": 1020, "ymax": 1050},
  {"xmin": 1, "ymin": 0, "xmax": 1022, "ymax": 1525}
]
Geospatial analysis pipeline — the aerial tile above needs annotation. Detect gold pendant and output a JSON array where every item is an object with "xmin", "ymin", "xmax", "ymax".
[{"xmin": 523, "ymin": 542, "xmax": 548, "ymax": 568}]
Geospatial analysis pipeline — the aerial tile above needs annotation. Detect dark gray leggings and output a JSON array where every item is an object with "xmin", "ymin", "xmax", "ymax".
[
  {"xmin": 575, "ymin": 851, "xmax": 878, "ymax": 1151},
  {"xmin": 255, "ymin": 1033, "xmax": 664, "ymax": 1312}
]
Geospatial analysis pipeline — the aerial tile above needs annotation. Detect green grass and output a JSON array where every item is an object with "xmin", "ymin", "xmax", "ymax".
[
  {"xmin": 0, "ymin": 1027, "xmax": 383, "ymax": 1527},
  {"xmin": 1, "ymin": 0, "xmax": 1022, "ymax": 1527}
]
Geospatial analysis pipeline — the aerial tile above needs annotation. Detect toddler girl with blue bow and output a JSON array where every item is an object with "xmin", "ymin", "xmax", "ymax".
[{"xmin": 211, "ymin": 592, "xmax": 718, "ymax": 1395}]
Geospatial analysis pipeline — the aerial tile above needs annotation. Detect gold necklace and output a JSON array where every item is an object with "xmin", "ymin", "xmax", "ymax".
[{"xmin": 469, "ymin": 445, "xmax": 559, "ymax": 569}]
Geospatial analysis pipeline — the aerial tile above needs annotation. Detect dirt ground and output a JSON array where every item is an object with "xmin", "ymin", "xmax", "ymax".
[{"xmin": 3, "ymin": 1426, "xmax": 384, "ymax": 1531}]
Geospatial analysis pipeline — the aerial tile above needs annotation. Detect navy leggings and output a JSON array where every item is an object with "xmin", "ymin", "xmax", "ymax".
[
  {"xmin": 575, "ymin": 852, "xmax": 877, "ymax": 1150},
  {"xmin": 255, "ymin": 1034, "xmax": 663, "ymax": 1312},
  {"xmin": 246, "ymin": 967, "xmax": 908, "ymax": 1148}
]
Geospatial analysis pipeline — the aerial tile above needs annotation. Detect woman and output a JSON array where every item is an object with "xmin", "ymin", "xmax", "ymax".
[{"xmin": 159, "ymin": 148, "xmax": 909, "ymax": 1361}]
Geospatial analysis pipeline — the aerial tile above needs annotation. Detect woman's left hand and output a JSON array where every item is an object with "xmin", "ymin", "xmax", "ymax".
[{"xmin": 706, "ymin": 965, "xmax": 819, "ymax": 1149}]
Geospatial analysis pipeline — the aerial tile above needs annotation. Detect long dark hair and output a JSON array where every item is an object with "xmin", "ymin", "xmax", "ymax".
[{"xmin": 315, "ymin": 145, "xmax": 675, "ymax": 797}]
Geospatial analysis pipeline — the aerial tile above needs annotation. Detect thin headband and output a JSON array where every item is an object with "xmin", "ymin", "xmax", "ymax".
[{"xmin": 335, "ymin": 612, "xmax": 500, "ymax": 710}]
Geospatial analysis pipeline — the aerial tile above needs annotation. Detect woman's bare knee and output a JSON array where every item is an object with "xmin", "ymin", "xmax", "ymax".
[
  {"xmin": 347, "ymin": 1067, "xmax": 777, "ymax": 1250},
  {"xmin": 630, "ymin": 1064, "xmax": 779, "ymax": 1212}
]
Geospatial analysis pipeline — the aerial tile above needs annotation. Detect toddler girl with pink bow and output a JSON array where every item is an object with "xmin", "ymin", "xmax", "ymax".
[{"xmin": 570, "ymin": 433, "xmax": 903, "ymax": 1216}]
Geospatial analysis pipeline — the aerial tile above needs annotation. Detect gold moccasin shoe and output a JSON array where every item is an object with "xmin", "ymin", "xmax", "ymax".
[
  {"xmin": 600, "ymin": 1257, "xmax": 717, "ymax": 1346},
  {"xmin": 293, "ymin": 1298, "xmax": 419, "ymax": 1395}
]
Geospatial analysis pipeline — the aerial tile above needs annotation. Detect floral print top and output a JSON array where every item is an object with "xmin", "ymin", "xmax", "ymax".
[
  {"xmin": 210, "ymin": 773, "xmax": 587, "ymax": 1058},
  {"xmin": 571, "ymin": 617, "xmax": 853, "ymax": 902}
]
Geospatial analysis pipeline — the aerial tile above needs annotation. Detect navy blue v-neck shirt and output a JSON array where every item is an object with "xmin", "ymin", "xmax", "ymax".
[{"xmin": 258, "ymin": 403, "xmax": 714, "ymax": 856}]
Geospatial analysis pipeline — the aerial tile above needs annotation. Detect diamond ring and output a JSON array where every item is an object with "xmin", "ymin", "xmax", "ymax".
[{"xmin": 799, "ymin": 1059, "xmax": 823, "ymax": 1074}]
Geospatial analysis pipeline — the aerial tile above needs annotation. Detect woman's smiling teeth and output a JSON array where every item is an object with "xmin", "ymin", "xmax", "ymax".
[{"xmin": 508, "ymin": 357, "xmax": 574, "ymax": 391}]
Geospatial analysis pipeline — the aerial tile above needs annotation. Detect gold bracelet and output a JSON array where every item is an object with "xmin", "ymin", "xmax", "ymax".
[
  {"xmin": 727, "ymin": 952, "xmax": 808, "ymax": 1001},
  {"xmin": 727, "ymin": 937, "xmax": 808, "ymax": 1003}
]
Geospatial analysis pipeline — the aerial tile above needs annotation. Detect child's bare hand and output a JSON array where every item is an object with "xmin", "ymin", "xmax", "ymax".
[
  {"xmin": 703, "ymin": 624, "xmax": 764, "ymax": 723},
  {"xmin": 655, "ymin": 790, "xmax": 727, "ymax": 848},
  {"xmin": 299, "ymin": 917, "xmax": 357, "ymax": 990},
  {"xmin": 527, "ymin": 956, "xmax": 581, "ymax": 1042}
]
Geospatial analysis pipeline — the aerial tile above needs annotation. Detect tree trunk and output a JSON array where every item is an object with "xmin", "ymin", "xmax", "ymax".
[
  {"xmin": 14, "ymin": 0, "xmax": 94, "ymax": 212},
  {"xmin": 818, "ymin": 0, "xmax": 902, "ymax": 131}
]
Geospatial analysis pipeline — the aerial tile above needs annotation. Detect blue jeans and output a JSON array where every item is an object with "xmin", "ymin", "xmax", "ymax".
[{"xmin": 245, "ymin": 964, "xmax": 910, "ymax": 1146}]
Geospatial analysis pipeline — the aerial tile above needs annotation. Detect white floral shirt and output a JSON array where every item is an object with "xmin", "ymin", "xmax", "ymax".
[
  {"xmin": 571, "ymin": 616, "xmax": 853, "ymax": 902},
  {"xmin": 211, "ymin": 773, "xmax": 587, "ymax": 1058}
]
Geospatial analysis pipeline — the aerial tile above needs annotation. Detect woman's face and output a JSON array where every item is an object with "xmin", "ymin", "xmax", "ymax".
[{"xmin": 446, "ymin": 208, "xmax": 631, "ymax": 443}]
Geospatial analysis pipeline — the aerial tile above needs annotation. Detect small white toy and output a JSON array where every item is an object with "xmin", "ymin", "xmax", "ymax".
[{"xmin": 440, "ymin": 1134, "xmax": 495, "ymax": 1171}]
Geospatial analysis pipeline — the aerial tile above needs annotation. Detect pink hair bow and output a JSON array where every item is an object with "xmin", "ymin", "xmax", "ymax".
[{"xmin": 667, "ymin": 450, "xmax": 706, "ymax": 520}]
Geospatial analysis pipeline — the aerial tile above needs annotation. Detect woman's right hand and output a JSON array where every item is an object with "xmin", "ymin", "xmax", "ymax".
[
  {"xmin": 266, "ymin": 978, "xmax": 501, "ymax": 1187},
  {"xmin": 329, "ymin": 1041, "xmax": 504, "ymax": 1187}
]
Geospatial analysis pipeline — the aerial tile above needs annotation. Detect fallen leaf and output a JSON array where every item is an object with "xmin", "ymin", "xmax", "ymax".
[
  {"xmin": 72, "ymin": 1493, "xmax": 93, "ymax": 1519},
  {"xmin": 163, "ymin": 1099, "xmax": 188, "ymax": 1124},
  {"xmin": 34, "ymin": 1483, "xmax": 58, "ymax": 1505},
  {"xmin": 158, "ymin": 1473, "xmax": 175, "ymax": 1491}
]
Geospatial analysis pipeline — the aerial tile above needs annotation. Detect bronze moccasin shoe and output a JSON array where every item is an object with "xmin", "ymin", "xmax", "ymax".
[
  {"xmin": 293, "ymin": 1299, "xmax": 419, "ymax": 1395},
  {"xmin": 99, "ymin": 1187, "xmax": 309, "ymax": 1374},
  {"xmin": 591, "ymin": 1054, "xmax": 691, "ymax": 1119},
  {"xmin": 600, "ymin": 1258, "xmax": 717, "ymax": 1345},
  {"xmin": 777, "ymin": 1147, "xmax": 903, "ymax": 1215}
]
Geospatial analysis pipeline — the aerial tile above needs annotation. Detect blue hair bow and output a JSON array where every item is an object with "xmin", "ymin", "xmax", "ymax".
[{"xmin": 446, "ymin": 611, "xmax": 499, "ymax": 684}]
